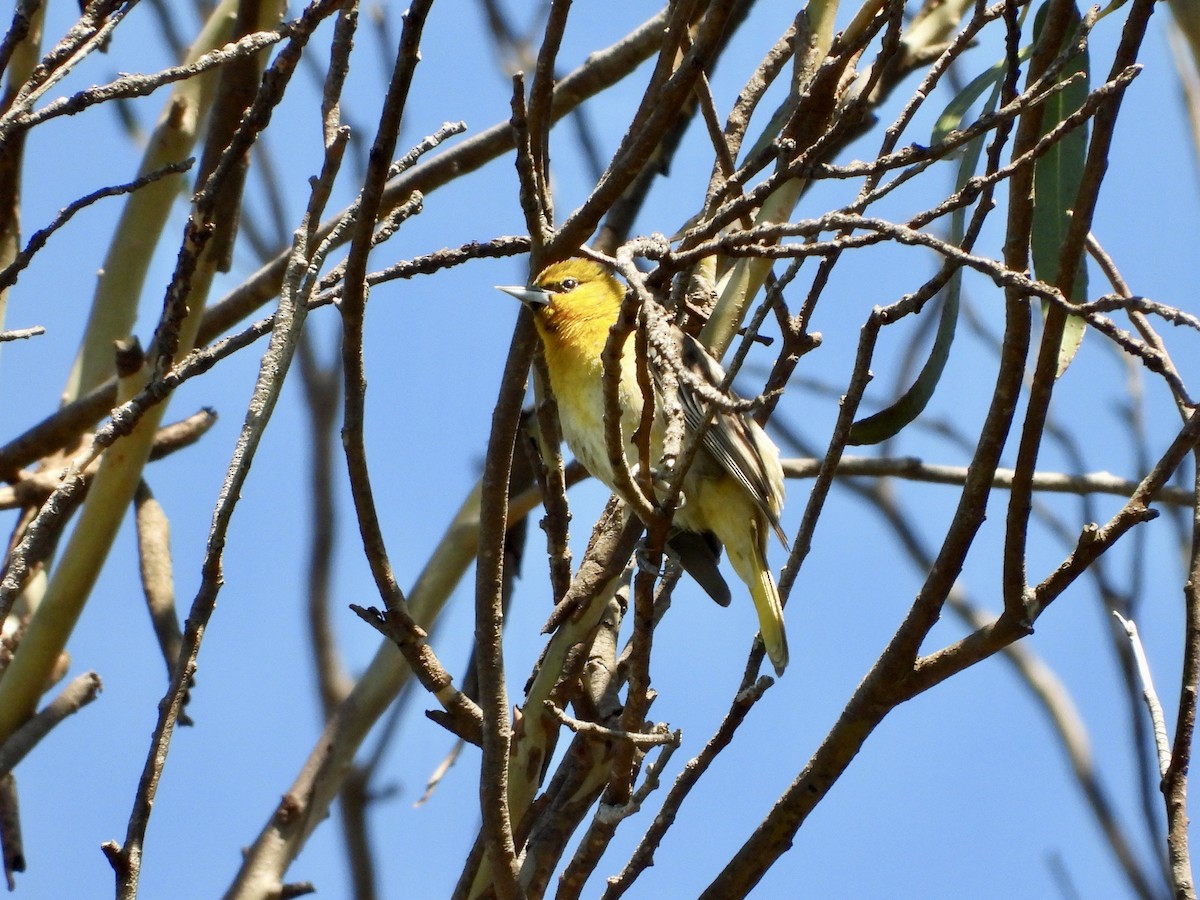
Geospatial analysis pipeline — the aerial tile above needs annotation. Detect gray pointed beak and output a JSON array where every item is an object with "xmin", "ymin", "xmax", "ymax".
[{"xmin": 496, "ymin": 284, "xmax": 551, "ymax": 309}]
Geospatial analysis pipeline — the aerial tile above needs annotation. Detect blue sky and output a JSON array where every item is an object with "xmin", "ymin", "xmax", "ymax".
[{"xmin": 3, "ymin": 2, "xmax": 1198, "ymax": 897}]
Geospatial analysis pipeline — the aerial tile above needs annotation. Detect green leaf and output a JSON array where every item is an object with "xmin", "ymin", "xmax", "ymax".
[
  {"xmin": 1030, "ymin": 0, "xmax": 1091, "ymax": 376},
  {"xmin": 846, "ymin": 276, "xmax": 960, "ymax": 446},
  {"xmin": 848, "ymin": 56, "xmax": 1014, "ymax": 446},
  {"xmin": 930, "ymin": 43, "xmax": 1033, "ymax": 147}
]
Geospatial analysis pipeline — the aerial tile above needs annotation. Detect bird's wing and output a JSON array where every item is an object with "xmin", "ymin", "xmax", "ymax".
[
  {"xmin": 666, "ymin": 332, "xmax": 789, "ymax": 549},
  {"xmin": 666, "ymin": 529, "xmax": 731, "ymax": 606}
]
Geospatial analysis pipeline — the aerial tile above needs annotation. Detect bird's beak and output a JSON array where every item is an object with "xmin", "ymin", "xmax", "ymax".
[{"xmin": 495, "ymin": 284, "xmax": 551, "ymax": 309}]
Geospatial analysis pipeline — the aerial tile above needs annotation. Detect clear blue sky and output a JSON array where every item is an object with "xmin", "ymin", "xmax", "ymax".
[{"xmin": 3, "ymin": 2, "xmax": 1198, "ymax": 897}]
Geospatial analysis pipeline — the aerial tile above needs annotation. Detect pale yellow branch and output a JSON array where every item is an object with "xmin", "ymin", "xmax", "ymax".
[{"xmin": 62, "ymin": 0, "xmax": 238, "ymax": 403}]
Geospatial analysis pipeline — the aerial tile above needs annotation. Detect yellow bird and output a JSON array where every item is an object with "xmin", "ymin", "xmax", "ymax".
[{"xmin": 498, "ymin": 258, "xmax": 790, "ymax": 675}]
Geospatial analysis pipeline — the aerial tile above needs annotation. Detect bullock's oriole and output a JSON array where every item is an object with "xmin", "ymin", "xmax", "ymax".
[{"xmin": 498, "ymin": 258, "xmax": 789, "ymax": 675}]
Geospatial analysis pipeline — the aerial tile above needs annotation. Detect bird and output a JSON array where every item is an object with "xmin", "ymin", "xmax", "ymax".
[{"xmin": 497, "ymin": 257, "xmax": 790, "ymax": 675}]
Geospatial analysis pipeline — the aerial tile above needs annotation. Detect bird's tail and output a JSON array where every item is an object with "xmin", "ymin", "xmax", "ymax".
[
  {"xmin": 727, "ymin": 525, "xmax": 789, "ymax": 676},
  {"xmin": 750, "ymin": 562, "xmax": 789, "ymax": 676}
]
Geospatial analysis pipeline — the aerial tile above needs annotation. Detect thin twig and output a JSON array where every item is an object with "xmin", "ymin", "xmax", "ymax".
[
  {"xmin": 0, "ymin": 19, "xmax": 300, "ymax": 141},
  {"xmin": 1163, "ymin": 456, "xmax": 1200, "ymax": 899},
  {"xmin": 1113, "ymin": 612, "xmax": 1172, "ymax": 778},
  {"xmin": 781, "ymin": 454, "xmax": 1197, "ymax": 506},
  {"xmin": 0, "ymin": 159, "xmax": 194, "ymax": 293},
  {"xmin": 603, "ymin": 676, "xmax": 773, "ymax": 899},
  {"xmin": 196, "ymin": 9, "xmax": 670, "ymax": 346},
  {"xmin": 110, "ymin": 6, "xmax": 351, "ymax": 893},
  {"xmin": 471, "ymin": 321, "xmax": 535, "ymax": 899},
  {"xmin": 544, "ymin": 701, "xmax": 679, "ymax": 749},
  {"xmin": 0, "ymin": 671, "xmax": 101, "ymax": 777},
  {"xmin": 0, "ymin": 325, "xmax": 42, "ymax": 342}
]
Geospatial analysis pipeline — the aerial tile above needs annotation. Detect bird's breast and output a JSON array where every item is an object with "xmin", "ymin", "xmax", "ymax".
[{"xmin": 543, "ymin": 338, "xmax": 645, "ymax": 493}]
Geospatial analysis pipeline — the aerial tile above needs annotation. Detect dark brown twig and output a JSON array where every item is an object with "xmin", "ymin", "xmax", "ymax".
[
  {"xmin": 0, "ymin": 160, "xmax": 196, "ymax": 293},
  {"xmin": 350, "ymin": 604, "xmax": 483, "ymax": 745},
  {"xmin": 602, "ymin": 676, "xmax": 773, "ymax": 899}
]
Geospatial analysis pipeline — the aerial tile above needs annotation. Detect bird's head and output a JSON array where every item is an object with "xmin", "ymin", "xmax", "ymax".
[{"xmin": 496, "ymin": 258, "xmax": 625, "ymax": 335}]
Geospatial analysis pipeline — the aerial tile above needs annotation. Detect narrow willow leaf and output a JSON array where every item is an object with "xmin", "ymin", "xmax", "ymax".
[
  {"xmin": 930, "ymin": 43, "xmax": 1033, "ymax": 147},
  {"xmin": 847, "ymin": 59, "xmax": 1009, "ymax": 445},
  {"xmin": 702, "ymin": 0, "xmax": 841, "ymax": 358},
  {"xmin": 846, "ymin": 276, "xmax": 959, "ymax": 445},
  {"xmin": 1030, "ymin": 0, "xmax": 1091, "ymax": 376}
]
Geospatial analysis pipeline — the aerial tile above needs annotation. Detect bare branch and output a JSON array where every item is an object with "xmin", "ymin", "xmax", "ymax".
[
  {"xmin": 781, "ymin": 454, "xmax": 1198, "ymax": 507},
  {"xmin": 1114, "ymin": 612, "xmax": 1172, "ymax": 778},
  {"xmin": 0, "ymin": 671, "xmax": 101, "ymax": 778}
]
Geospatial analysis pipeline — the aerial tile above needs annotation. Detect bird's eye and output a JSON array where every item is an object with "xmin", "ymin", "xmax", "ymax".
[{"xmin": 559, "ymin": 277, "xmax": 578, "ymax": 292}]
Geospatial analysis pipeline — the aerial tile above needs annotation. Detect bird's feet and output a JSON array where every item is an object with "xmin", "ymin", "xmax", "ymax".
[
  {"xmin": 629, "ymin": 463, "xmax": 687, "ymax": 512},
  {"xmin": 634, "ymin": 538, "xmax": 662, "ymax": 577}
]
